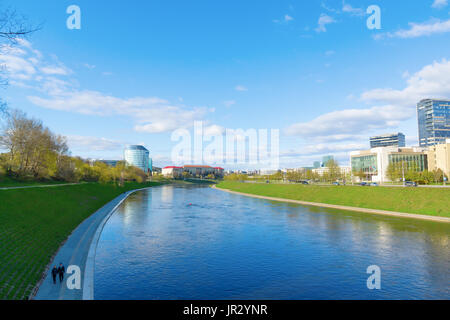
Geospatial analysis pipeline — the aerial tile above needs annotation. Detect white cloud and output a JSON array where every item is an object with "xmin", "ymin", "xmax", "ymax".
[
  {"xmin": 284, "ymin": 104, "xmax": 412, "ymax": 137},
  {"xmin": 235, "ymin": 85, "xmax": 248, "ymax": 92},
  {"xmin": 325, "ymin": 50, "xmax": 335, "ymax": 56},
  {"xmin": 67, "ymin": 135, "xmax": 124, "ymax": 152},
  {"xmin": 223, "ymin": 100, "xmax": 236, "ymax": 107},
  {"xmin": 285, "ymin": 59, "xmax": 450, "ymax": 139},
  {"xmin": 284, "ymin": 14, "xmax": 294, "ymax": 22},
  {"xmin": 342, "ymin": 2, "xmax": 365, "ymax": 16},
  {"xmin": 360, "ymin": 59, "xmax": 450, "ymax": 106},
  {"xmin": 29, "ymin": 91, "xmax": 210, "ymax": 133},
  {"xmin": 282, "ymin": 142, "xmax": 367, "ymax": 157},
  {"xmin": 315, "ymin": 14, "xmax": 336, "ymax": 32},
  {"xmin": 377, "ymin": 18, "xmax": 450, "ymax": 39},
  {"xmin": 203, "ymin": 124, "xmax": 225, "ymax": 136},
  {"xmin": 273, "ymin": 14, "xmax": 294, "ymax": 24},
  {"xmin": 83, "ymin": 63, "xmax": 96, "ymax": 70},
  {"xmin": 40, "ymin": 66, "xmax": 72, "ymax": 75},
  {"xmin": 432, "ymin": 0, "xmax": 448, "ymax": 9},
  {"xmin": 3, "ymin": 40, "xmax": 212, "ymax": 134},
  {"xmin": 321, "ymin": 2, "xmax": 340, "ymax": 13}
]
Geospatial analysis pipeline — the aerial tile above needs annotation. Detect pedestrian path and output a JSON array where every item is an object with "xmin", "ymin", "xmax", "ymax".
[
  {"xmin": 0, "ymin": 183, "xmax": 82, "ymax": 190},
  {"xmin": 33, "ymin": 188, "xmax": 150, "ymax": 300}
]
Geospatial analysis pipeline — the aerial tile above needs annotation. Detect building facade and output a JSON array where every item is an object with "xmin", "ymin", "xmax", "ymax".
[
  {"xmin": 162, "ymin": 166, "xmax": 183, "ymax": 178},
  {"xmin": 370, "ymin": 133, "xmax": 405, "ymax": 148},
  {"xmin": 427, "ymin": 140, "xmax": 450, "ymax": 179},
  {"xmin": 162, "ymin": 165, "xmax": 224, "ymax": 178},
  {"xmin": 312, "ymin": 166, "xmax": 351, "ymax": 177},
  {"xmin": 350, "ymin": 146, "xmax": 428, "ymax": 183},
  {"xmin": 417, "ymin": 99, "xmax": 450, "ymax": 147},
  {"xmin": 124, "ymin": 145, "xmax": 150, "ymax": 173}
]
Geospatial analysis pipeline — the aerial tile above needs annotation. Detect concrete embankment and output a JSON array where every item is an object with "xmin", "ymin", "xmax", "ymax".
[
  {"xmin": 33, "ymin": 187, "xmax": 152, "ymax": 300},
  {"xmin": 213, "ymin": 185, "xmax": 450, "ymax": 223}
]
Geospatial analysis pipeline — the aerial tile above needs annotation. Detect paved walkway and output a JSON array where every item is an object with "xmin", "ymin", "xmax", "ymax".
[
  {"xmin": 0, "ymin": 183, "xmax": 82, "ymax": 191},
  {"xmin": 33, "ymin": 188, "xmax": 150, "ymax": 300},
  {"xmin": 213, "ymin": 186, "xmax": 450, "ymax": 223}
]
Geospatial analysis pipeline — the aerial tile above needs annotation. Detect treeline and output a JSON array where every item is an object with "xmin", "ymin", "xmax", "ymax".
[
  {"xmin": 385, "ymin": 162, "xmax": 447, "ymax": 185},
  {"xmin": 0, "ymin": 110, "xmax": 147, "ymax": 183}
]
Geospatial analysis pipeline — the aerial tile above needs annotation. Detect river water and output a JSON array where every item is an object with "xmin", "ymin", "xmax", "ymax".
[{"xmin": 94, "ymin": 184, "xmax": 450, "ymax": 299}]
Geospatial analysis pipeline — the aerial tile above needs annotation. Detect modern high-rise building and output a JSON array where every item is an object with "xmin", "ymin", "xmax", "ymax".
[
  {"xmin": 417, "ymin": 99, "xmax": 450, "ymax": 147},
  {"xmin": 124, "ymin": 145, "xmax": 150, "ymax": 173},
  {"xmin": 370, "ymin": 133, "xmax": 405, "ymax": 148}
]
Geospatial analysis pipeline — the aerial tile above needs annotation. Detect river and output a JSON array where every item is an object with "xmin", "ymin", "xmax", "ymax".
[{"xmin": 94, "ymin": 184, "xmax": 450, "ymax": 299}]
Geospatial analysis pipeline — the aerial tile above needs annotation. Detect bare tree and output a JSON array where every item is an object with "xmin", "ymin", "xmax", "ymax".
[
  {"xmin": 0, "ymin": 5, "xmax": 41, "ymax": 116},
  {"xmin": 0, "ymin": 6, "xmax": 40, "ymax": 43}
]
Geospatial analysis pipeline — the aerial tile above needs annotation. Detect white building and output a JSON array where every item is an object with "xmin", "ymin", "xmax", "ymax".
[
  {"xmin": 350, "ymin": 146, "xmax": 428, "ymax": 183},
  {"xmin": 162, "ymin": 166, "xmax": 183, "ymax": 178},
  {"xmin": 312, "ymin": 166, "xmax": 351, "ymax": 177}
]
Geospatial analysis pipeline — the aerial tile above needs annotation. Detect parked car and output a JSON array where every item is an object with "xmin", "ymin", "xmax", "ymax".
[
  {"xmin": 360, "ymin": 182, "xmax": 368, "ymax": 186},
  {"xmin": 405, "ymin": 181, "xmax": 418, "ymax": 187},
  {"xmin": 332, "ymin": 182, "xmax": 340, "ymax": 186},
  {"xmin": 301, "ymin": 180, "xmax": 309, "ymax": 185},
  {"xmin": 370, "ymin": 182, "xmax": 379, "ymax": 187}
]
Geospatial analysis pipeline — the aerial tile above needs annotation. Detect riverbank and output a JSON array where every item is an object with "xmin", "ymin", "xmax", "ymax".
[
  {"xmin": 214, "ymin": 182, "xmax": 450, "ymax": 221},
  {"xmin": 0, "ymin": 182, "xmax": 163, "ymax": 300}
]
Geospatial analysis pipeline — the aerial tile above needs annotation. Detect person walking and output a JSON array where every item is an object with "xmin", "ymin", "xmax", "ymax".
[
  {"xmin": 57, "ymin": 263, "xmax": 65, "ymax": 283},
  {"xmin": 51, "ymin": 266, "xmax": 58, "ymax": 284}
]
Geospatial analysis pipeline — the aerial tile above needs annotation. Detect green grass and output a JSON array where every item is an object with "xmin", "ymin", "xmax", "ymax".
[
  {"xmin": 0, "ymin": 181, "xmax": 162, "ymax": 300},
  {"xmin": 0, "ymin": 175, "xmax": 72, "ymax": 188},
  {"xmin": 216, "ymin": 181, "xmax": 450, "ymax": 218}
]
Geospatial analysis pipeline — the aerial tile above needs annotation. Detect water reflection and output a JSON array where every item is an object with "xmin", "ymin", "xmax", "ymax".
[{"xmin": 95, "ymin": 185, "xmax": 450, "ymax": 300}]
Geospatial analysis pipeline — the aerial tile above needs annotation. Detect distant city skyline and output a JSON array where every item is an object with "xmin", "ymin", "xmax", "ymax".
[{"xmin": 1, "ymin": 0, "xmax": 450, "ymax": 169}]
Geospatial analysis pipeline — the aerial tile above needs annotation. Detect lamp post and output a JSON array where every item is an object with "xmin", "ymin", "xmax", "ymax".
[{"xmin": 402, "ymin": 161, "xmax": 405, "ymax": 187}]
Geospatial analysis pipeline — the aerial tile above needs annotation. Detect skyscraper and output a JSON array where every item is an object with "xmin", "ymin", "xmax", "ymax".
[
  {"xmin": 124, "ymin": 145, "xmax": 150, "ymax": 173},
  {"xmin": 370, "ymin": 133, "xmax": 406, "ymax": 148},
  {"xmin": 417, "ymin": 99, "xmax": 450, "ymax": 147}
]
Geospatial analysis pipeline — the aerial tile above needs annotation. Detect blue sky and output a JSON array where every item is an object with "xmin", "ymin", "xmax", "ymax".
[{"xmin": 1, "ymin": 0, "xmax": 450, "ymax": 168}]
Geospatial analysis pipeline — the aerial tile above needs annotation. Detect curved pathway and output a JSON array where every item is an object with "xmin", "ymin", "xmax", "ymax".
[
  {"xmin": 213, "ymin": 185, "xmax": 450, "ymax": 223},
  {"xmin": 0, "ymin": 183, "xmax": 82, "ymax": 191},
  {"xmin": 33, "ymin": 187, "xmax": 151, "ymax": 300}
]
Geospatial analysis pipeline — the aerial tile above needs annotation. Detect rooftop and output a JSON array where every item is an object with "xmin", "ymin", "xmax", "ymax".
[{"xmin": 125, "ymin": 145, "xmax": 149, "ymax": 151}]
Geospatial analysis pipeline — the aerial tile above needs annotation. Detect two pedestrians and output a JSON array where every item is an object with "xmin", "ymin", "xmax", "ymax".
[{"xmin": 51, "ymin": 263, "xmax": 65, "ymax": 285}]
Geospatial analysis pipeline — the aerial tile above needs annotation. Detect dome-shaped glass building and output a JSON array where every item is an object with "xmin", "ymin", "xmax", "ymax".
[{"xmin": 124, "ymin": 145, "xmax": 150, "ymax": 173}]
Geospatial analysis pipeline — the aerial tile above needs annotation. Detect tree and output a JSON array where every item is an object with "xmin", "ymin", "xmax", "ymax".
[
  {"xmin": 431, "ymin": 169, "xmax": 443, "ymax": 183},
  {"xmin": 326, "ymin": 159, "xmax": 341, "ymax": 182},
  {"xmin": 270, "ymin": 171, "xmax": 283, "ymax": 181},
  {"xmin": 0, "ymin": 6, "xmax": 41, "ymax": 116},
  {"xmin": 386, "ymin": 163, "xmax": 401, "ymax": 182},
  {"xmin": 0, "ymin": 110, "xmax": 69, "ymax": 179},
  {"xmin": 182, "ymin": 171, "xmax": 191, "ymax": 179}
]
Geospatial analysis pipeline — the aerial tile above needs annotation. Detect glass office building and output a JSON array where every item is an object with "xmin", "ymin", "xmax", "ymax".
[
  {"xmin": 351, "ymin": 154, "xmax": 378, "ymax": 175},
  {"xmin": 124, "ymin": 145, "xmax": 150, "ymax": 173},
  {"xmin": 417, "ymin": 99, "xmax": 450, "ymax": 147},
  {"xmin": 388, "ymin": 153, "xmax": 428, "ymax": 172},
  {"xmin": 370, "ymin": 133, "xmax": 405, "ymax": 148}
]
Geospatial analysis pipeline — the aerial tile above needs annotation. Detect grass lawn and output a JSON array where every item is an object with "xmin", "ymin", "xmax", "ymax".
[
  {"xmin": 0, "ymin": 175, "xmax": 73, "ymax": 188},
  {"xmin": 216, "ymin": 181, "xmax": 450, "ymax": 218},
  {"xmin": 0, "ymin": 181, "xmax": 162, "ymax": 300}
]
